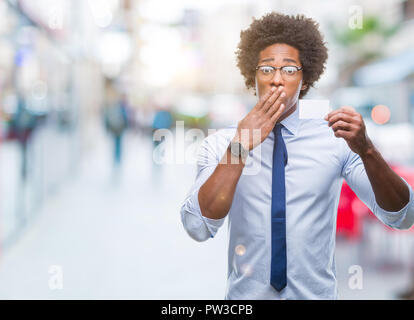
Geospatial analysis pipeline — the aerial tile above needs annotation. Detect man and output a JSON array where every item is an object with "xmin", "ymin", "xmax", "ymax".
[{"xmin": 180, "ymin": 12, "xmax": 414, "ymax": 299}]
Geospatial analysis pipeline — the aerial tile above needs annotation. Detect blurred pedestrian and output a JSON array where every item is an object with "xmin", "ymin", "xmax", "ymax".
[
  {"xmin": 151, "ymin": 107, "xmax": 173, "ymax": 149},
  {"xmin": 8, "ymin": 96, "xmax": 39, "ymax": 181},
  {"xmin": 103, "ymin": 93, "xmax": 130, "ymax": 169}
]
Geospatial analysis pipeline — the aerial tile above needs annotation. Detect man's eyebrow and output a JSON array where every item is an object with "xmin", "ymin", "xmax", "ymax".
[
  {"xmin": 283, "ymin": 58, "xmax": 298, "ymax": 64},
  {"xmin": 259, "ymin": 57, "xmax": 299, "ymax": 64}
]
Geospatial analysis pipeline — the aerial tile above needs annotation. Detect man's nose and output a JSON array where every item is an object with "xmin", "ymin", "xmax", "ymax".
[{"xmin": 270, "ymin": 69, "xmax": 284, "ymax": 87}]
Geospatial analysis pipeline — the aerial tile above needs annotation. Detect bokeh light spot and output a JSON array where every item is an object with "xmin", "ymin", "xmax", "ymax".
[
  {"xmin": 235, "ymin": 244, "xmax": 246, "ymax": 256},
  {"xmin": 240, "ymin": 264, "xmax": 252, "ymax": 277},
  {"xmin": 371, "ymin": 105, "xmax": 391, "ymax": 125}
]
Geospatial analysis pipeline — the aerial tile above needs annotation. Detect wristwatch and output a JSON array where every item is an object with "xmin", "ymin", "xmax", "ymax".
[{"xmin": 229, "ymin": 141, "xmax": 249, "ymax": 161}]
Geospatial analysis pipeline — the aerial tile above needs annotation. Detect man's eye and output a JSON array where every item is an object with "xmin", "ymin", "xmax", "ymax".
[
  {"xmin": 260, "ymin": 67, "xmax": 274, "ymax": 74},
  {"xmin": 283, "ymin": 67, "xmax": 296, "ymax": 74}
]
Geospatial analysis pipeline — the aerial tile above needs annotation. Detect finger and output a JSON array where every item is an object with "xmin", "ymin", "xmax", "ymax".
[
  {"xmin": 325, "ymin": 106, "xmax": 357, "ymax": 121},
  {"xmin": 263, "ymin": 87, "xmax": 286, "ymax": 114},
  {"xmin": 256, "ymin": 87, "xmax": 277, "ymax": 111},
  {"xmin": 328, "ymin": 112, "xmax": 355, "ymax": 127},
  {"xmin": 331, "ymin": 120, "xmax": 354, "ymax": 132},
  {"xmin": 333, "ymin": 129, "xmax": 352, "ymax": 139},
  {"xmin": 325, "ymin": 110, "xmax": 340, "ymax": 121},
  {"xmin": 341, "ymin": 106, "xmax": 356, "ymax": 114},
  {"xmin": 270, "ymin": 103, "xmax": 286, "ymax": 124},
  {"xmin": 262, "ymin": 87, "xmax": 283, "ymax": 113},
  {"xmin": 266, "ymin": 92, "xmax": 285, "ymax": 118}
]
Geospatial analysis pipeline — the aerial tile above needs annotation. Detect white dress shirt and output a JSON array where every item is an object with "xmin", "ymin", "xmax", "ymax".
[{"xmin": 180, "ymin": 106, "xmax": 414, "ymax": 300}]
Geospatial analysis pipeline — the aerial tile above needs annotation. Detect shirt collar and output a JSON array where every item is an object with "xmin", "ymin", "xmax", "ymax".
[{"xmin": 280, "ymin": 105, "xmax": 300, "ymax": 136}]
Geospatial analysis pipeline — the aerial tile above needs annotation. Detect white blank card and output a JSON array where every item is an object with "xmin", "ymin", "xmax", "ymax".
[{"xmin": 299, "ymin": 99, "xmax": 331, "ymax": 119}]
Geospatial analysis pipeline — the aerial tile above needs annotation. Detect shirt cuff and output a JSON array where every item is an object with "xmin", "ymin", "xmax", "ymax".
[
  {"xmin": 373, "ymin": 177, "xmax": 414, "ymax": 230},
  {"xmin": 192, "ymin": 187, "xmax": 226, "ymax": 238}
]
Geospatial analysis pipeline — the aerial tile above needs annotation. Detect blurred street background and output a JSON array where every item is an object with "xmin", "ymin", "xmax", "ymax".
[{"xmin": 1, "ymin": 0, "xmax": 414, "ymax": 299}]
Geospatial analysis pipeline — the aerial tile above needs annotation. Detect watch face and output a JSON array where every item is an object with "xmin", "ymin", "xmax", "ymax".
[
  {"xmin": 230, "ymin": 142, "xmax": 240, "ymax": 156},
  {"xmin": 231, "ymin": 142, "xmax": 247, "ymax": 159}
]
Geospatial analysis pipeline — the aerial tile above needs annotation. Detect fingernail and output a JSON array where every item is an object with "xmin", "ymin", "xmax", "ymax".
[
  {"xmin": 271, "ymin": 87, "xmax": 276, "ymax": 91},
  {"xmin": 281, "ymin": 92, "xmax": 286, "ymax": 97}
]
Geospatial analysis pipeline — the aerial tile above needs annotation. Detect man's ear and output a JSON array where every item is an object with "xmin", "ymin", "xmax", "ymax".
[{"xmin": 301, "ymin": 83, "xmax": 308, "ymax": 91}]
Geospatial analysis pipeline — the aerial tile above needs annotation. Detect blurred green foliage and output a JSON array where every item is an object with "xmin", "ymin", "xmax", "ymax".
[
  {"xmin": 334, "ymin": 15, "xmax": 400, "ymax": 46},
  {"xmin": 172, "ymin": 112, "xmax": 210, "ymax": 129}
]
